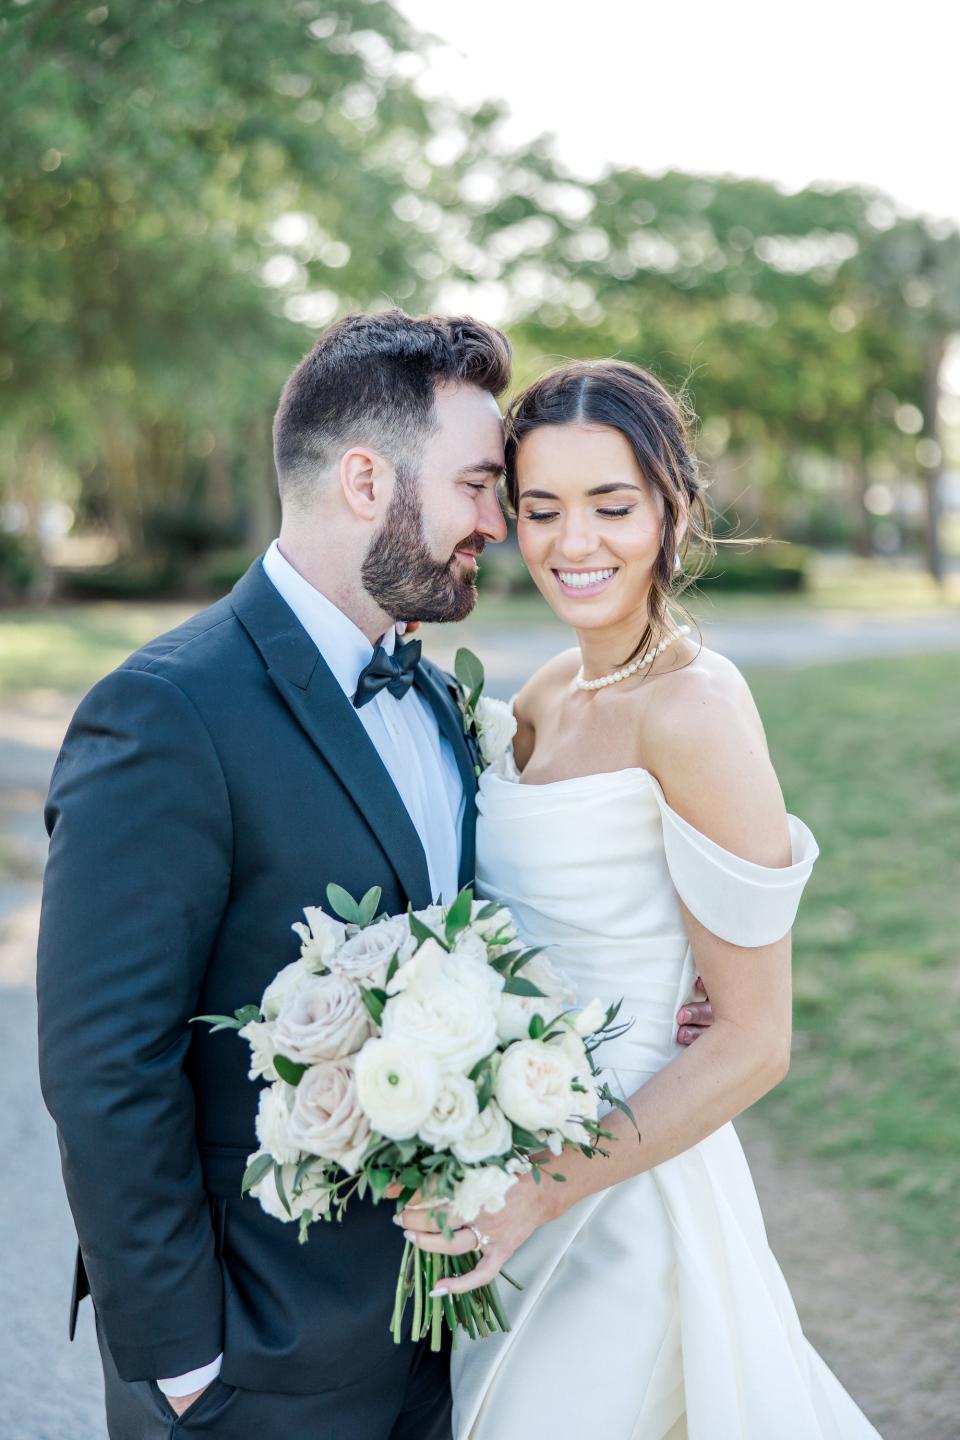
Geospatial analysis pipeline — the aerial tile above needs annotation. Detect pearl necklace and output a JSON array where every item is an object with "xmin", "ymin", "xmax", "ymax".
[{"xmin": 575, "ymin": 625, "xmax": 691, "ymax": 691}]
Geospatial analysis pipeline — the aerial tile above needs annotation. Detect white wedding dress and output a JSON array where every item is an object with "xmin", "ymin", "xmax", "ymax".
[{"xmin": 451, "ymin": 760, "xmax": 881, "ymax": 1439}]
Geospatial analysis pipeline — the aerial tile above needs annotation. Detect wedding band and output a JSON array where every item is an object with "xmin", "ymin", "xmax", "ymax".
[{"xmin": 468, "ymin": 1224, "xmax": 491, "ymax": 1249}]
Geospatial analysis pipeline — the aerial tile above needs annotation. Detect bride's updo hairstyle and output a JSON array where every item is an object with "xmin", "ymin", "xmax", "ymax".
[{"xmin": 504, "ymin": 359, "xmax": 714, "ymax": 666}]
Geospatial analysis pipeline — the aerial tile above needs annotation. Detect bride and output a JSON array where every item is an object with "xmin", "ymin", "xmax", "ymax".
[{"xmin": 398, "ymin": 359, "xmax": 882, "ymax": 1438}]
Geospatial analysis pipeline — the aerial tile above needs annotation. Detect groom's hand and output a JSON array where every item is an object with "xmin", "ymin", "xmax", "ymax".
[
  {"xmin": 165, "ymin": 1385, "xmax": 210, "ymax": 1417},
  {"xmin": 676, "ymin": 975, "xmax": 714, "ymax": 1045}
]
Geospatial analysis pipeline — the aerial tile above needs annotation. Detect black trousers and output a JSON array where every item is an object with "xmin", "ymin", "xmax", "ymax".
[{"xmin": 96, "ymin": 1311, "xmax": 452, "ymax": 1440}]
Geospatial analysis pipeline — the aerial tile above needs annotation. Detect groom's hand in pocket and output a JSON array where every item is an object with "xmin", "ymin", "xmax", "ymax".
[
  {"xmin": 166, "ymin": 1384, "xmax": 210, "ymax": 1417},
  {"xmin": 676, "ymin": 975, "xmax": 714, "ymax": 1045}
]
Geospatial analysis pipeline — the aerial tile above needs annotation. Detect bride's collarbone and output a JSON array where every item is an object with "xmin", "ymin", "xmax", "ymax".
[{"xmin": 522, "ymin": 704, "xmax": 650, "ymax": 786}]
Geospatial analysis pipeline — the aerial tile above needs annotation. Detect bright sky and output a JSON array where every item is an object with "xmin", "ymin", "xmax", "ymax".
[{"xmin": 395, "ymin": 0, "xmax": 959, "ymax": 225}]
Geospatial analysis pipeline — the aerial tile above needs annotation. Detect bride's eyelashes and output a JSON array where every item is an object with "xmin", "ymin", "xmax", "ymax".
[{"xmin": 523, "ymin": 506, "xmax": 637, "ymax": 523}]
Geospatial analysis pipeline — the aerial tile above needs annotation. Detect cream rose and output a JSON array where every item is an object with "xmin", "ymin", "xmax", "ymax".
[
  {"xmin": 254, "ymin": 1081, "xmax": 301, "ymax": 1165},
  {"xmin": 288, "ymin": 1058, "xmax": 371, "ymax": 1172},
  {"xmin": 418, "ymin": 1071, "xmax": 480, "ymax": 1148},
  {"xmin": 495, "ymin": 1038, "xmax": 579, "ymax": 1133},
  {"xmin": 354, "ymin": 1038, "xmax": 441, "ymax": 1140},
  {"xmin": 382, "ymin": 973, "xmax": 498, "ymax": 1074},
  {"xmin": 331, "ymin": 917, "xmax": 415, "ymax": 988},
  {"xmin": 260, "ymin": 958, "xmax": 311, "ymax": 1021},
  {"xmin": 496, "ymin": 952, "xmax": 576, "ymax": 1045},
  {"xmin": 291, "ymin": 906, "xmax": 347, "ymax": 972},
  {"xmin": 246, "ymin": 1150, "xmax": 331, "ymax": 1223},
  {"xmin": 385, "ymin": 936, "xmax": 447, "ymax": 996},
  {"xmin": 451, "ymin": 1099, "xmax": 513, "ymax": 1164},
  {"xmin": 452, "ymin": 1164, "xmax": 517, "ymax": 1223},
  {"xmin": 272, "ymin": 973, "xmax": 372, "ymax": 1065}
]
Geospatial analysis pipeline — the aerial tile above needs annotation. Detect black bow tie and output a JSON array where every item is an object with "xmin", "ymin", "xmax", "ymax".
[{"xmin": 352, "ymin": 637, "xmax": 423, "ymax": 709}]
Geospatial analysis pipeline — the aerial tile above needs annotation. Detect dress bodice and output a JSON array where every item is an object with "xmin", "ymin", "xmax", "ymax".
[{"xmin": 475, "ymin": 765, "xmax": 819, "ymax": 1078}]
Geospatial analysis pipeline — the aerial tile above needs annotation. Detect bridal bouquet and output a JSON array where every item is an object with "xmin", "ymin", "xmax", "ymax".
[{"xmin": 194, "ymin": 885, "xmax": 633, "ymax": 1348}]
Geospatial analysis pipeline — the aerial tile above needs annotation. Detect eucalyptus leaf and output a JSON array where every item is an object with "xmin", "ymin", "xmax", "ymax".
[
  {"xmin": 361, "ymin": 987, "xmax": 386, "ymax": 1026},
  {"xmin": 274, "ymin": 1054, "xmax": 310, "ymax": 1087},
  {"xmin": 274, "ymin": 1161, "xmax": 292, "ymax": 1216},
  {"xmin": 241, "ymin": 1152, "xmax": 275, "ymax": 1195},
  {"xmin": 606, "ymin": 1092, "xmax": 642, "ymax": 1138},
  {"xmin": 233, "ymin": 1004, "xmax": 262, "ymax": 1026},
  {"xmin": 326, "ymin": 883, "xmax": 360, "ymax": 925},
  {"xmin": 190, "ymin": 1013, "xmax": 242, "ymax": 1030},
  {"xmin": 502, "ymin": 977, "xmax": 547, "ymax": 998},
  {"xmin": 357, "ymin": 886, "xmax": 383, "ymax": 927},
  {"xmin": 454, "ymin": 647, "xmax": 485, "ymax": 696}
]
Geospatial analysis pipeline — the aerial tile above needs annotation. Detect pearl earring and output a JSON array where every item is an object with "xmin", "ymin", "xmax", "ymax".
[{"xmin": 674, "ymin": 551, "xmax": 681, "ymax": 573}]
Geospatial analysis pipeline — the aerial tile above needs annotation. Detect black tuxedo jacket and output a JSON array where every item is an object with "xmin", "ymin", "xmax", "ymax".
[{"xmin": 37, "ymin": 558, "xmax": 477, "ymax": 1394}]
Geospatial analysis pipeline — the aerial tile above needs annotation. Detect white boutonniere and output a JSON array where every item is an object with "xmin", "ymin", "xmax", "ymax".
[{"xmin": 454, "ymin": 647, "xmax": 517, "ymax": 778}]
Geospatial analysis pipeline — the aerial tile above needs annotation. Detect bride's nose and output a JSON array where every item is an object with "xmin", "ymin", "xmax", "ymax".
[{"xmin": 554, "ymin": 509, "xmax": 600, "ymax": 564}]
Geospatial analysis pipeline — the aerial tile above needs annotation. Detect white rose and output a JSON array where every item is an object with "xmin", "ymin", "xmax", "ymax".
[
  {"xmin": 383, "ymin": 974, "xmax": 497, "ymax": 1075},
  {"xmin": 410, "ymin": 903, "xmax": 447, "ymax": 935},
  {"xmin": 475, "ymin": 696, "xmax": 517, "ymax": 774},
  {"xmin": 291, "ymin": 906, "xmax": 347, "ymax": 972},
  {"xmin": 261, "ymin": 958, "xmax": 311, "ymax": 1021},
  {"xmin": 452, "ymin": 1099, "xmax": 513, "ymax": 1164},
  {"xmin": 573, "ymin": 997, "xmax": 607, "ymax": 1037},
  {"xmin": 495, "ymin": 1039, "xmax": 579, "ymax": 1133},
  {"xmin": 552, "ymin": 1025, "xmax": 592, "ymax": 1077},
  {"xmin": 452, "ymin": 1165, "xmax": 517, "ymax": 1223},
  {"xmin": 418, "ymin": 1071, "xmax": 480, "ymax": 1148},
  {"xmin": 288, "ymin": 1058, "xmax": 371, "ymax": 1173},
  {"xmin": 273, "ymin": 973, "xmax": 372, "ymax": 1065},
  {"xmin": 331, "ymin": 917, "xmax": 415, "ymax": 988},
  {"xmin": 254, "ymin": 1081, "xmax": 301, "ymax": 1165},
  {"xmin": 446, "ymin": 932, "xmax": 505, "ymax": 1008},
  {"xmin": 238, "ymin": 1018, "xmax": 278, "ymax": 1082},
  {"xmin": 246, "ymin": 1149, "xmax": 331, "ymax": 1223},
  {"xmin": 354, "ymin": 1038, "xmax": 440, "ymax": 1140},
  {"xmin": 385, "ymin": 936, "xmax": 448, "ymax": 996},
  {"xmin": 496, "ymin": 953, "xmax": 576, "ymax": 1045}
]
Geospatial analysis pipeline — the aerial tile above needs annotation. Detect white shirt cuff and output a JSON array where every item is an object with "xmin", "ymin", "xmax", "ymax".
[{"xmin": 157, "ymin": 1353, "xmax": 223, "ymax": 1397}]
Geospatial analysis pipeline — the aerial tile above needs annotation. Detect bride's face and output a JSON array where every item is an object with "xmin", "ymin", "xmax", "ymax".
[{"xmin": 514, "ymin": 423, "xmax": 664, "ymax": 630}]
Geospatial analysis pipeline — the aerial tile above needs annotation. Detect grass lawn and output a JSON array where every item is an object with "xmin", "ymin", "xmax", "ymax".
[{"xmin": 750, "ymin": 653, "xmax": 960, "ymax": 1276}]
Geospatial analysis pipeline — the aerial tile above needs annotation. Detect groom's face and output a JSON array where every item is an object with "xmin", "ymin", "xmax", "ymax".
[{"xmin": 361, "ymin": 383, "xmax": 507, "ymax": 623}]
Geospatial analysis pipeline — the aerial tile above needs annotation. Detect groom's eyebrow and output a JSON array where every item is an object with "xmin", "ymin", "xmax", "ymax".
[
  {"xmin": 457, "ymin": 461, "xmax": 506, "ymax": 479},
  {"xmin": 520, "ymin": 482, "xmax": 643, "ymax": 499}
]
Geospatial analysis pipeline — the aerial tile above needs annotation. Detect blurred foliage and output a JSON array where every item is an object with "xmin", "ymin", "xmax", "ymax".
[{"xmin": 2, "ymin": 0, "xmax": 959, "ymax": 590}]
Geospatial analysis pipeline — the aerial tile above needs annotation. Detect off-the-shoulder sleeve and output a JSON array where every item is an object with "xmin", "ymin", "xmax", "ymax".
[{"xmin": 646, "ymin": 774, "xmax": 819, "ymax": 947}]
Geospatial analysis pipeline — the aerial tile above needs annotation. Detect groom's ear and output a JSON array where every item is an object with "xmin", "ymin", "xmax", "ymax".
[{"xmin": 339, "ymin": 446, "xmax": 393, "ymax": 522}]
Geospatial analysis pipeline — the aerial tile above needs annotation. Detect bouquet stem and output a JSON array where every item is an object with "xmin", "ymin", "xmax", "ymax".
[{"xmin": 389, "ymin": 1245, "xmax": 511, "ymax": 1347}]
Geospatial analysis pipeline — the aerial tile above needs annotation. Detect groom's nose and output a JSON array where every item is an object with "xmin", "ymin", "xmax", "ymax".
[{"xmin": 477, "ymin": 486, "xmax": 508, "ymax": 543}]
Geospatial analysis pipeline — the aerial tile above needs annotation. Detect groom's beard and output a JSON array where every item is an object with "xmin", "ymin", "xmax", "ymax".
[{"xmin": 361, "ymin": 470, "xmax": 485, "ymax": 624}]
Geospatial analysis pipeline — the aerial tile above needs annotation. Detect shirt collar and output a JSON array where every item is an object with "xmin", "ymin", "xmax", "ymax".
[{"xmin": 261, "ymin": 539, "xmax": 396, "ymax": 699}]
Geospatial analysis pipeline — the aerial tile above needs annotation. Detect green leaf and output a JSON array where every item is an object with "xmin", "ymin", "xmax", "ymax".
[
  {"xmin": 502, "ymin": 977, "xmax": 547, "ymax": 998},
  {"xmin": 274, "ymin": 1054, "xmax": 310, "ymax": 1087},
  {"xmin": 477, "ymin": 1066, "xmax": 495, "ymax": 1113},
  {"xmin": 357, "ymin": 886, "xmax": 383, "ymax": 927},
  {"xmin": 511, "ymin": 1124, "xmax": 544, "ymax": 1149},
  {"xmin": 361, "ymin": 986, "xmax": 386, "ymax": 1026},
  {"xmin": 385, "ymin": 954, "xmax": 399, "ymax": 987},
  {"xmin": 528, "ymin": 1013, "xmax": 545, "ymax": 1040},
  {"xmin": 399, "ymin": 1165, "xmax": 424, "ymax": 1190},
  {"xmin": 190, "ymin": 1013, "xmax": 243, "ymax": 1030},
  {"xmin": 408, "ymin": 908, "xmax": 448, "ymax": 950},
  {"xmin": 474, "ymin": 901, "xmax": 502, "ymax": 921},
  {"xmin": 233, "ymin": 1004, "xmax": 262, "ymax": 1026},
  {"xmin": 605, "ymin": 1091, "xmax": 642, "ymax": 1138},
  {"xmin": 444, "ymin": 887, "xmax": 474, "ymax": 946},
  {"xmin": 241, "ymin": 1152, "xmax": 275, "ymax": 1195},
  {"xmin": 326, "ymin": 883, "xmax": 360, "ymax": 924},
  {"xmin": 454, "ymin": 647, "xmax": 485, "ymax": 697},
  {"xmin": 274, "ymin": 1161, "xmax": 292, "ymax": 1216},
  {"xmin": 367, "ymin": 1167, "xmax": 394, "ymax": 1201},
  {"xmin": 549, "ymin": 1172, "xmax": 567, "ymax": 1181},
  {"xmin": 293, "ymin": 1156, "xmax": 315, "ymax": 1194}
]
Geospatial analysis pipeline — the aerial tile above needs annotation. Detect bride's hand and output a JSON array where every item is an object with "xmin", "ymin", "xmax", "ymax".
[{"xmin": 396, "ymin": 1172, "xmax": 557, "ymax": 1297}]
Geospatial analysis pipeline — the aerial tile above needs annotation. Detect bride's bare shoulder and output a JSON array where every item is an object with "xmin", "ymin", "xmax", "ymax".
[
  {"xmin": 642, "ymin": 643, "xmax": 769, "ymax": 775},
  {"xmin": 513, "ymin": 647, "xmax": 580, "ymax": 728}
]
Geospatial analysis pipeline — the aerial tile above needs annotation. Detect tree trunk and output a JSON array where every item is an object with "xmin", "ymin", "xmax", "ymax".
[{"xmin": 921, "ymin": 337, "xmax": 946, "ymax": 585}]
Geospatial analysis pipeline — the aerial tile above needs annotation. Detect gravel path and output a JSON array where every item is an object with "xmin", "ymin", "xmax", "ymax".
[{"xmin": 3, "ymin": 609, "xmax": 959, "ymax": 1438}]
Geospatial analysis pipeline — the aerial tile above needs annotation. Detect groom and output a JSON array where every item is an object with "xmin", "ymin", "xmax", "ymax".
[{"xmin": 37, "ymin": 309, "xmax": 714, "ymax": 1438}]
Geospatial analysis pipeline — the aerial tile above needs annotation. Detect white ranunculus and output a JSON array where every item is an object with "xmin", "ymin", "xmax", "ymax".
[
  {"xmin": 382, "ymin": 973, "xmax": 498, "ymax": 1075},
  {"xmin": 254, "ymin": 1081, "xmax": 301, "ymax": 1165},
  {"xmin": 246, "ymin": 1150, "xmax": 331, "ymax": 1223},
  {"xmin": 495, "ymin": 1039, "xmax": 578, "ymax": 1133},
  {"xmin": 384, "ymin": 936, "xmax": 448, "ymax": 996},
  {"xmin": 238, "ymin": 1018, "xmax": 278, "ymax": 1082},
  {"xmin": 354, "ymin": 1038, "xmax": 441, "ymax": 1140},
  {"xmin": 475, "ymin": 696, "xmax": 517, "ymax": 774},
  {"xmin": 288, "ymin": 1058, "xmax": 371, "ymax": 1173},
  {"xmin": 272, "ymin": 972, "xmax": 372, "ymax": 1065},
  {"xmin": 495, "ymin": 952, "xmax": 576, "ymax": 1045},
  {"xmin": 291, "ymin": 906, "xmax": 348, "ymax": 973},
  {"xmin": 452, "ymin": 1099, "xmax": 513, "ymax": 1164},
  {"xmin": 331, "ymin": 917, "xmax": 415, "ymax": 988},
  {"xmin": 573, "ymin": 997, "xmax": 607, "ymax": 1037},
  {"xmin": 452, "ymin": 1165, "xmax": 517, "ymax": 1223},
  {"xmin": 418, "ymin": 1071, "xmax": 479, "ymax": 1148},
  {"xmin": 261, "ymin": 958, "xmax": 311, "ymax": 1021}
]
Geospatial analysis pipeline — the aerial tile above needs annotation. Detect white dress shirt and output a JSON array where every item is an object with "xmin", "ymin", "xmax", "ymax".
[{"xmin": 158, "ymin": 540, "xmax": 464, "ymax": 1397}]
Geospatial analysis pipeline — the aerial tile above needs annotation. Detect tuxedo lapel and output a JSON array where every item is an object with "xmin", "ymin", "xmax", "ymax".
[
  {"xmin": 230, "ymin": 560, "xmax": 433, "ymax": 909},
  {"xmin": 413, "ymin": 660, "xmax": 478, "ymax": 892}
]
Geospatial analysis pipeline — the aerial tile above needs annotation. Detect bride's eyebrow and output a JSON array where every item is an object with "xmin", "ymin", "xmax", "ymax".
[{"xmin": 520, "ymin": 482, "xmax": 643, "ymax": 500}]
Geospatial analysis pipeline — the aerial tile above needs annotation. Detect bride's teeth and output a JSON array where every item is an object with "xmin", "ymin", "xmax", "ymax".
[{"xmin": 557, "ymin": 568, "xmax": 615, "ymax": 589}]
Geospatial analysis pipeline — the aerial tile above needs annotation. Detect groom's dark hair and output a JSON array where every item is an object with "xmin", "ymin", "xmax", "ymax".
[{"xmin": 272, "ymin": 308, "xmax": 512, "ymax": 503}]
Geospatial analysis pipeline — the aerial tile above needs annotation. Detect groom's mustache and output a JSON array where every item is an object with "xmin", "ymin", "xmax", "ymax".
[{"xmin": 450, "ymin": 534, "xmax": 486, "ymax": 562}]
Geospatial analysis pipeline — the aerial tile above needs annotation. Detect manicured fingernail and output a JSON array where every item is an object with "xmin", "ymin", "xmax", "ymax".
[{"xmin": 429, "ymin": 1287, "xmax": 447, "ymax": 1298}]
